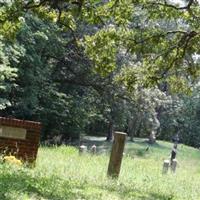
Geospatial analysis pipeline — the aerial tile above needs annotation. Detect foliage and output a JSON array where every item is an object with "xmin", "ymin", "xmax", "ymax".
[
  {"xmin": 2, "ymin": 15, "xmax": 102, "ymax": 139},
  {"xmin": 1, "ymin": 0, "xmax": 200, "ymax": 146},
  {"xmin": 3, "ymin": 155, "xmax": 22, "ymax": 166},
  {"xmin": 127, "ymin": 87, "xmax": 172, "ymax": 139},
  {"xmin": 0, "ymin": 39, "xmax": 19, "ymax": 110},
  {"xmin": 80, "ymin": 0, "xmax": 200, "ymax": 90},
  {"xmin": 159, "ymin": 83, "xmax": 200, "ymax": 147}
]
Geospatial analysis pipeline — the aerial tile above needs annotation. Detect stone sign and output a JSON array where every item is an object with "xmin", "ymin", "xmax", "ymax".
[{"xmin": 0, "ymin": 117, "xmax": 41, "ymax": 163}]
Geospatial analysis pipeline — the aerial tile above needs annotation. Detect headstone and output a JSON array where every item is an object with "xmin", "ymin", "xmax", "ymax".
[
  {"xmin": 79, "ymin": 145, "xmax": 87, "ymax": 154},
  {"xmin": 171, "ymin": 159, "xmax": 177, "ymax": 173},
  {"xmin": 0, "ymin": 117, "xmax": 41, "ymax": 163},
  {"xmin": 107, "ymin": 132, "xmax": 127, "ymax": 178},
  {"xmin": 162, "ymin": 160, "xmax": 170, "ymax": 174},
  {"xmin": 91, "ymin": 144, "xmax": 96, "ymax": 154}
]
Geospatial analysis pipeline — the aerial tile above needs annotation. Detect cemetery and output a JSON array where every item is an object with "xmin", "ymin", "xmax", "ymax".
[
  {"xmin": 1, "ymin": 117, "xmax": 200, "ymax": 199},
  {"xmin": 1, "ymin": 0, "xmax": 200, "ymax": 199}
]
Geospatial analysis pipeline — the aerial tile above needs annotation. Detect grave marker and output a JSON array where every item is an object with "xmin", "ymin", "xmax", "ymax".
[
  {"xmin": 91, "ymin": 144, "xmax": 96, "ymax": 154},
  {"xmin": 107, "ymin": 132, "xmax": 127, "ymax": 178},
  {"xmin": 162, "ymin": 160, "xmax": 170, "ymax": 174},
  {"xmin": 171, "ymin": 159, "xmax": 177, "ymax": 173},
  {"xmin": 79, "ymin": 145, "xmax": 87, "ymax": 154}
]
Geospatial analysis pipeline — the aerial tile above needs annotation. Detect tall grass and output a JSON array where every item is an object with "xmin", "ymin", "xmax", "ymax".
[{"xmin": 0, "ymin": 139, "xmax": 200, "ymax": 200}]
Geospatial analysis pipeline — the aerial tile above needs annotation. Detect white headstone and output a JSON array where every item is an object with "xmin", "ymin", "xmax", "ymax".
[
  {"xmin": 79, "ymin": 145, "xmax": 87, "ymax": 154},
  {"xmin": 91, "ymin": 145, "xmax": 96, "ymax": 154},
  {"xmin": 162, "ymin": 160, "xmax": 170, "ymax": 174}
]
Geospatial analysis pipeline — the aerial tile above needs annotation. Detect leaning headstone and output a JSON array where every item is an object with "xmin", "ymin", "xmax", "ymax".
[
  {"xmin": 79, "ymin": 145, "xmax": 87, "ymax": 154},
  {"xmin": 171, "ymin": 159, "xmax": 177, "ymax": 173},
  {"xmin": 91, "ymin": 144, "xmax": 96, "ymax": 155},
  {"xmin": 162, "ymin": 160, "xmax": 170, "ymax": 174},
  {"xmin": 0, "ymin": 117, "xmax": 41, "ymax": 163},
  {"xmin": 107, "ymin": 132, "xmax": 127, "ymax": 178}
]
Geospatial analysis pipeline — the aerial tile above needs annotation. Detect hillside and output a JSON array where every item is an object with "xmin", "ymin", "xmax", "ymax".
[{"xmin": 1, "ymin": 138, "xmax": 200, "ymax": 200}]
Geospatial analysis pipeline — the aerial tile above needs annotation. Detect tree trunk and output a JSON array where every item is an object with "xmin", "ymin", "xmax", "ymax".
[
  {"xmin": 128, "ymin": 115, "xmax": 142, "ymax": 141},
  {"xmin": 106, "ymin": 121, "xmax": 114, "ymax": 141},
  {"xmin": 155, "ymin": 107, "xmax": 162, "ymax": 137},
  {"xmin": 149, "ymin": 131, "xmax": 156, "ymax": 144},
  {"xmin": 128, "ymin": 119, "xmax": 134, "ymax": 142}
]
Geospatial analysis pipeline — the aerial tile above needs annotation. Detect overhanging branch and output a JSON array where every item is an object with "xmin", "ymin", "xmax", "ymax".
[{"xmin": 149, "ymin": 0, "xmax": 195, "ymax": 10}]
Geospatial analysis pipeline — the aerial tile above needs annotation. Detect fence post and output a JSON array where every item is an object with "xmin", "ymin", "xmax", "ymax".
[{"xmin": 107, "ymin": 132, "xmax": 127, "ymax": 178}]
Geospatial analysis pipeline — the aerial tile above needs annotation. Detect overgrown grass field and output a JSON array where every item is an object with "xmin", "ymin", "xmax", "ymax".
[{"xmin": 1, "ymin": 138, "xmax": 200, "ymax": 200}]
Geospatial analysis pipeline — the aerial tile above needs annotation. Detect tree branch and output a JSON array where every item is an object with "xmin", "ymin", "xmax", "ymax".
[
  {"xmin": 149, "ymin": 0, "xmax": 195, "ymax": 10},
  {"xmin": 23, "ymin": 0, "xmax": 48, "ymax": 9}
]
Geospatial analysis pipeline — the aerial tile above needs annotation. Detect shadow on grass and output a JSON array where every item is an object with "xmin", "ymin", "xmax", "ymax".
[
  {"xmin": 0, "ymin": 171, "xmax": 87, "ymax": 200},
  {"xmin": 94, "ymin": 181, "xmax": 175, "ymax": 200},
  {"xmin": 80, "ymin": 136, "xmax": 172, "ymax": 158},
  {"xmin": 127, "ymin": 138, "xmax": 172, "ymax": 150},
  {"xmin": 0, "ymin": 170, "xmax": 175, "ymax": 200}
]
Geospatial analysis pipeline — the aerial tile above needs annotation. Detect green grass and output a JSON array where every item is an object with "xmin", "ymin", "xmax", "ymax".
[{"xmin": 1, "ymin": 138, "xmax": 200, "ymax": 200}]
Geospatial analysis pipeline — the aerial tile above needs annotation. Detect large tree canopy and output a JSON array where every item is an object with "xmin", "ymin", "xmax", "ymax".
[
  {"xmin": 1, "ymin": 0, "xmax": 200, "ymax": 88},
  {"xmin": 1, "ymin": 0, "xmax": 200, "ymax": 146}
]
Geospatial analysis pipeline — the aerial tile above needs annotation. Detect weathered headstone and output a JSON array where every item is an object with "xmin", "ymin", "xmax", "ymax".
[
  {"xmin": 79, "ymin": 145, "xmax": 87, "ymax": 154},
  {"xmin": 162, "ymin": 160, "xmax": 170, "ymax": 174},
  {"xmin": 91, "ymin": 144, "xmax": 96, "ymax": 155},
  {"xmin": 0, "ymin": 117, "xmax": 41, "ymax": 163},
  {"xmin": 107, "ymin": 131, "xmax": 127, "ymax": 178},
  {"xmin": 171, "ymin": 159, "xmax": 177, "ymax": 173}
]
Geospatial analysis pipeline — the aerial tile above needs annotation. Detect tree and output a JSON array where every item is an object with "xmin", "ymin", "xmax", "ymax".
[
  {"xmin": 0, "ymin": 39, "xmax": 20, "ymax": 110},
  {"xmin": 2, "ymin": 0, "xmax": 200, "ymax": 88},
  {"xmin": 1, "ymin": 0, "xmax": 200, "ymax": 146}
]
